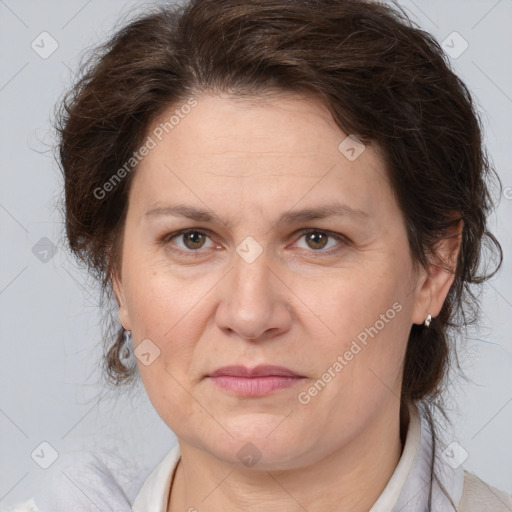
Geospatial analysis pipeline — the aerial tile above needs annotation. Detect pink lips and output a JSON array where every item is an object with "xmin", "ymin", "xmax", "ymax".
[{"xmin": 208, "ymin": 365, "xmax": 304, "ymax": 396}]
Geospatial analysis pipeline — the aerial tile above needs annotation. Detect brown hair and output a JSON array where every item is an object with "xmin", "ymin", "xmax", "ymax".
[{"xmin": 56, "ymin": 0, "xmax": 502, "ymax": 408}]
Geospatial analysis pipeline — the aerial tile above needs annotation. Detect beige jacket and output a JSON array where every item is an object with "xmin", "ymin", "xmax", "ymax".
[{"xmin": 458, "ymin": 472, "xmax": 512, "ymax": 511}]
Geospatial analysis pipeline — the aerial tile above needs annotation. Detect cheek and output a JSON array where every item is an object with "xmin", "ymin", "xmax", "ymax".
[
  {"xmin": 122, "ymin": 262, "xmax": 216, "ymax": 371},
  {"xmin": 123, "ymin": 267, "xmax": 208, "ymax": 416},
  {"xmin": 122, "ymin": 242, "xmax": 199, "ymax": 331},
  {"xmin": 295, "ymin": 257, "xmax": 413, "ymax": 397},
  {"xmin": 297, "ymin": 263, "xmax": 410, "ymax": 344}
]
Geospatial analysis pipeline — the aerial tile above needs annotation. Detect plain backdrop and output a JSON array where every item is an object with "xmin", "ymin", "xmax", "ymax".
[{"xmin": 1, "ymin": 0, "xmax": 511, "ymax": 507}]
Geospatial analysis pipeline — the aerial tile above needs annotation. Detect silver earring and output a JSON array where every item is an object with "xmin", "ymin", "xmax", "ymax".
[
  {"xmin": 424, "ymin": 314, "xmax": 432, "ymax": 327},
  {"xmin": 119, "ymin": 329, "xmax": 136, "ymax": 368}
]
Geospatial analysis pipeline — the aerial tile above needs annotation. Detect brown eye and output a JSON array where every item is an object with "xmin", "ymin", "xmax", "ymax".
[
  {"xmin": 305, "ymin": 231, "xmax": 329, "ymax": 250},
  {"xmin": 164, "ymin": 229, "xmax": 215, "ymax": 254},
  {"xmin": 294, "ymin": 229, "xmax": 346, "ymax": 254},
  {"xmin": 181, "ymin": 231, "xmax": 207, "ymax": 250}
]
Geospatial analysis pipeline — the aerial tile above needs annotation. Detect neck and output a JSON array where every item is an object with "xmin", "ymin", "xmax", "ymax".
[{"xmin": 168, "ymin": 401, "xmax": 408, "ymax": 512}]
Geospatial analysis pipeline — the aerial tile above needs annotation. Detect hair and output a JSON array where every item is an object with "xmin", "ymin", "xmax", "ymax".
[{"xmin": 56, "ymin": 0, "xmax": 501, "ymax": 435}]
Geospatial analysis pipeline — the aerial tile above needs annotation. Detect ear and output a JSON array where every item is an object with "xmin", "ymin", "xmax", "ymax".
[
  {"xmin": 411, "ymin": 219, "xmax": 463, "ymax": 325},
  {"xmin": 112, "ymin": 271, "xmax": 132, "ymax": 331}
]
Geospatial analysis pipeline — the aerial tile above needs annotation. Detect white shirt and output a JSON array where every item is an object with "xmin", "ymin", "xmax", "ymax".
[{"xmin": 4, "ymin": 401, "xmax": 511, "ymax": 512}]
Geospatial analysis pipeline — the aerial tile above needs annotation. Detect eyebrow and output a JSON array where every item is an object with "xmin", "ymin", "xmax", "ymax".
[{"xmin": 144, "ymin": 203, "xmax": 368, "ymax": 227}]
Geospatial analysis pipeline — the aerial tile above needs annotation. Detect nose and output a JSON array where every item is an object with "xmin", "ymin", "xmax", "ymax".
[{"xmin": 214, "ymin": 250, "xmax": 293, "ymax": 341}]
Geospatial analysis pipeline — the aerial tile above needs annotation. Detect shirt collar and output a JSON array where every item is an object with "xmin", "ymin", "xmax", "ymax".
[
  {"xmin": 373, "ymin": 401, "xmax": 465, "ymax": 511},
  {"xmin": 132, "ymin": 443, "xmax": 180, "ymax": 512},
  {"xmin": 132, "ymin": 401, "xmax": 465, "ymax": 512}
]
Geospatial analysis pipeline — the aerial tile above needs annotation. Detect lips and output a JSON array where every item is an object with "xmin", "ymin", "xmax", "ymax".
[
  {"xmin": 209, "ymin": 365, "xmax": 302, "ymax": 378},
  {"xmin": 207, "ymin": 365, "xmax": 304, "ymax": 396}
]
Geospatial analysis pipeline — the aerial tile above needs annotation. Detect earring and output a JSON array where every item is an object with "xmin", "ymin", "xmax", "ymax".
[
  {"xmin": 424, "ymin": 314, "xmax": 432, "ymax": 327},
  {"xmin": 119, "ymin": 329, "xmax": 136, "ymax": 368}
]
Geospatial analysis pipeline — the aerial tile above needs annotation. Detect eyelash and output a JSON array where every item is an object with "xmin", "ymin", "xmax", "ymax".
[{"xmin": 161, "ymin": 228, "xmax": 348, "ymax": 258}]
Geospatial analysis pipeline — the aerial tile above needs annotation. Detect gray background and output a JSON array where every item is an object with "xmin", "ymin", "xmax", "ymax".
[{"xmin": 1, "ymin": 0, "xmax": 511, "ymax": 507}]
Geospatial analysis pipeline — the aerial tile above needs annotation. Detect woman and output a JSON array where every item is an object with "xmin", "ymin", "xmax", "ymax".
[{"xmin": 7, "ymin": 0, "xmax": 511, "ymax": 510}]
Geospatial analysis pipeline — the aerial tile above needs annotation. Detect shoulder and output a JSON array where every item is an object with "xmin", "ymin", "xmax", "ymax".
[
  {"xmin": 458, "ymin": 471, "xmax": 512, "ymax": 511},
  {"xmin": 0, "ymin": 498, "xmax": 39, "ymax": 512},
  {"xmin": 0, "ymin": 448, "xmax": 144, "ymax": 512}
]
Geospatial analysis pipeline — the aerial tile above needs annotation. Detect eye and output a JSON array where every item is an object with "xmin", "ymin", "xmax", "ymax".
[
  {"xmin": 164, "ymin": 229, "xmax": 217, "ymax": 254},
  {"xmin": 293, "ymin": 229, "xmax": 346, "ymax": 254}
]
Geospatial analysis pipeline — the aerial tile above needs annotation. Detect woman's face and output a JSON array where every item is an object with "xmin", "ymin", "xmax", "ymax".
[{"xmin": 114, "ymin": 92, "xmax": 435, "ymax": 469}]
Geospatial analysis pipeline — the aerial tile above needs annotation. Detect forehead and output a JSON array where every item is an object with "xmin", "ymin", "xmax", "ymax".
[{"xmin": 129, "ymin": 92, "xmax": 393, "ymax": 223}]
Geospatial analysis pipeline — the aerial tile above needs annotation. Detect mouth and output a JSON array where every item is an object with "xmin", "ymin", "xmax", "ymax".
[{"xmin": 207, "ymin": 365, "xmax": 305, "ymax": 397}]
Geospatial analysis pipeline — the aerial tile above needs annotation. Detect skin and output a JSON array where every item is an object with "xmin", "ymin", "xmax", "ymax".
[{"xmin": 113, "ymin": 92, "xmax": 462, "ymax": 512}]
